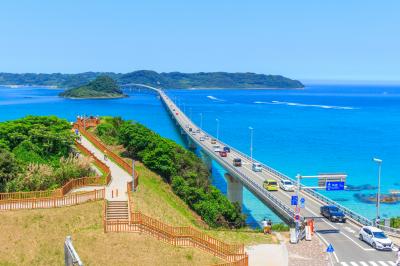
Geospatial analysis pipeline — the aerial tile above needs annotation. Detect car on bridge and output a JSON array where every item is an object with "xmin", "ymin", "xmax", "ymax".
[
  {"xmin": 233, "ymin": 158, "xmax": 242, "ymax": 167},
  {"xmin": 211, "ymin": 139, "xmax": 217, "ymax": 144},
  {"xmin": 320, "ymin": 205, "xmax": 346, "ymax": 223},
  {"xmin": 223, "ymin": 146, "xmax": 231, "ymax": 153},
  {"xmin": 219, "ymin": 151, "xmax": 227, "ymax": 157},
  {"xmin": 359, "ymin": 226, "xmax": 393, "ymax": 250},
  {"xmin": 252, "ymin": 163, "xmax": 262, "ymax": 172},
  {"xmin": 196, "ymin": 129, "xmax": 200, "ymax": 133},
  {"xmin": 263, "ymin": 179, "xmax": 278, "ymax": 191},
  {"xmin": 200, "ymin": 136, "xmax": 205, "ymax": 141},
  {"xmin": 279, "ymin": 179, "xmax": 295, "ymax": 191},
  {"xmin": 213, "ymin": 145, "xmax": 222, "ymax": 152}
]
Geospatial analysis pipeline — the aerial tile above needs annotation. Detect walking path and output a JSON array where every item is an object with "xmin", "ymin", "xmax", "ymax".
[{"xmin": 80, "ymin": 136, "xmax": 132, "ymax": 201}]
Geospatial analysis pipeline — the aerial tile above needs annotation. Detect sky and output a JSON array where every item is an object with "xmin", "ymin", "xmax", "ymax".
[{"xmin": 0, "ymin": 0, "xmax": 399, "ymax": 82}]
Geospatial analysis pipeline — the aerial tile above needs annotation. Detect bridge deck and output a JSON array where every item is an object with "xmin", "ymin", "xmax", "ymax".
[{"xmin": 128, "ymin": 84, "xmax": 397, "ymax": 264}]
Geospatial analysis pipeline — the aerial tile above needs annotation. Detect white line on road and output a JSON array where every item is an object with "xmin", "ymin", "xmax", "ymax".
[
  {"xmin": 341, "ymin": 262, "xmax": 349, "ymax": 266},
  {"xmin": 378, "ymin": 262, "xmax": 390, "ymax": 266},
  {"xmin": 344, "ymin": 226, "xmax": 356, "ymax": 234},
  {"xmin": 350, "ymin": 262, "xmax": 359, "ymax": 266},
  {"xmin": 359, "ymin": 262, "xmax": 369, "ymax": 266},
  {"xmin": 369, "ymin": 262, "xmax": 379, "ymax": 266}
]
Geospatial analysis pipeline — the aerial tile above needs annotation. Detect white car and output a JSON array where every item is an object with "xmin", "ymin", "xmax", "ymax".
[
  {"xmin": 359, "ymin": 226, "xmax": 393, "ymax": 250},
  {"xmin": 200, "ymin": 137, "xmax": 205, "ymax": 141},
  {"xmin": 252, "ymin": 163, "xmax": 262, "ymax": 172},
  {"xmin": 196, "ymin": 129, "xmax": 200, "ymax": 133},
  {"xmin": 280, "ymin": 180, "xmax": 295, "ymax": 191},
  {"xmin": 213, "ymin": 145, "xmax": 222, "ymax": 152}
]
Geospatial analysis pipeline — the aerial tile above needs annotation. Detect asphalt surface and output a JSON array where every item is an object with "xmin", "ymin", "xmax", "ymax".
[{"xmin": 139, "ymin": 85, "xmax": 398, "ymax": 266}]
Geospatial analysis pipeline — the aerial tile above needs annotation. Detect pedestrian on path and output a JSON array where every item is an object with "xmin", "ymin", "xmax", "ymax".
[
  {"xmin": 261, "ymin": 218, "xmax": 269, "ymax": 234},
  {"xmin": 104, "ymin": 150, "xmax": 108, "ymax": 161}
]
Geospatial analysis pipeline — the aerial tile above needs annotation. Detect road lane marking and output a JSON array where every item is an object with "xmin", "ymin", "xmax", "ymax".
[
  {"xmin": 344, "ymin": 226, "xmax": 356, "ymax": 234},
  {"xmin": 387, "ymin": 262, "xmax": 396, "ymax": 266},
  {"xmin": 378, "ymin": 262, "xmax": 389, "ymax": 266},
  {"xmin": 369, "ymin": 262, "xmax": 379, "ymax": 266},
  {"xmin": 341, "ymin": 262, "xmax": 349, "ymax": 266},
  {"xmin": 350, "ymin": 262, "xmax": 359, "ymax": 266},
  {"xmin": 359, "ymin": 262, "xmax": 369, "ymax": 266}
]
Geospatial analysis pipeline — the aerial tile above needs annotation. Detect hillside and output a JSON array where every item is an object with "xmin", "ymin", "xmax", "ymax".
[
  {"xmin": 59, "ymin": 76, "xmax": 126, "ymax": 99},
  {"xmin": 0, "ymin": 71, "xmax": 304, "ymax": 89},
  {"xmin": 0, "ymin": 161, "xmax": 274, "ymax": 265}
]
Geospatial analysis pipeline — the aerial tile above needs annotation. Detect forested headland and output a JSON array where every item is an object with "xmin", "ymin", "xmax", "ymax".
[{"xmin": 0, "ymin": 70, "xmax": 304, "ymax": 89}]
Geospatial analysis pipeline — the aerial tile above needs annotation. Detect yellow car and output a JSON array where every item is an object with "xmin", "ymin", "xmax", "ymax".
[{"xmin": 263, "ymin": 179, "xmax": 278, "ymax": 191}]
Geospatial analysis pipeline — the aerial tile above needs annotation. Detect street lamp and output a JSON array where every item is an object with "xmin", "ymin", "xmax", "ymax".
[
  {"xmin": 199, "ymin": 113, "xmax": 203, "ymax": 128},
  {"xmin": 249, "ymin": 126, "xmax": 254, "ymax": 162},
  {"xmin": 216, "ymin": 118, "xmax": 219, "ymax": 139},
  {"xmin": 373, "ymin": 158, "xmax": 382, "ymax": 226}
]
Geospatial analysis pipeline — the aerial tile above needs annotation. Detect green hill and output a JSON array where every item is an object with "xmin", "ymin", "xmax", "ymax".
[
  {"xmin": 1, "ymin": 71, "xmax": 304, "ymax": 89},
  {"xmin": 59, "ymin": 76, "xmax": 126, "ymax": 99}
]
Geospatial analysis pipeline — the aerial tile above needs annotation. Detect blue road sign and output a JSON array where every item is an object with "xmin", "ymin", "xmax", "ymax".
[
  {"xmin": 291, "ymin": 195, "xmax": 298, "ymax": 206},
  {"xmin": 300, "ymin": 197, "xmax": 305, "ymax": 208},
  {"xmin": 326, "ymin": 244, "xmax": 334, "ymax": 253},
  {"xmin": 326, "ymin": 181, "xmax": 345, "ymax": 191}
]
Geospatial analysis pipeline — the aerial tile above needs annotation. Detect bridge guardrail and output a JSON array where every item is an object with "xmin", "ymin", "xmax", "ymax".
[
  {"xmin": 159, "ymin": 89, "xmax": 400, "ymax": 235},
  {"xmin": 172, "ymin": 106, "xmax": 297, "ymax": 222}
]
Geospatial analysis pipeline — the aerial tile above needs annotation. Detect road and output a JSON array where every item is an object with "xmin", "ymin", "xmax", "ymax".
[{"xmin": 129, "ymin": 85, "xmax": 398, "ymax": 266}]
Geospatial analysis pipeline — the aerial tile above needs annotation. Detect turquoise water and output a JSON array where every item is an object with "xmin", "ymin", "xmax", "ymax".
[{"xmin": 1, "ymin": 85, "xmax": 400, "ymax": 224}]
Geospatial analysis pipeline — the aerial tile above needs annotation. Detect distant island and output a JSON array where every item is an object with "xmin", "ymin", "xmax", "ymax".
[
  {"xmin": 0, "ymin": 70, "xmax": 304, "ymax": 89},
  {"xmin": 59, "ymin": 76, "xmax": 126, "ymax": 99}
]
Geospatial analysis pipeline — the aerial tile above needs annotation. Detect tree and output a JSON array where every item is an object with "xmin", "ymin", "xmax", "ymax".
[{"xmin": 0, "ymin": 148, "xmax": 19, "ymax": 191}]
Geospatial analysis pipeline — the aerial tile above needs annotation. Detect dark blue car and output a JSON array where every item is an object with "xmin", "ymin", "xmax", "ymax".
[
  {"xmin": 320, "ymin": 205, "xmax": 346, "ymax": 223},
  {"xmin": 223, "ymin": 146, "xmax": 231, "ymax": 153}
]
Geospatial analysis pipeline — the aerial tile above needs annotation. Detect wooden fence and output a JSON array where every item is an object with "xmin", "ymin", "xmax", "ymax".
[
  {"xmin": 0, "ymin": 189, "xmax": 105, "ymax": 211},
  {"xmin": 103, "ymin": 202, "xmax": 248, "ymax": 265}
]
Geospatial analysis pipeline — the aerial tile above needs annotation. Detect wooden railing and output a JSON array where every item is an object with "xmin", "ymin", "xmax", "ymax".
[
  {"xmin": 0, "ymin": 189, "xmax": 105, "ymax": 211},
  {"xmin": 74, "ymin": 121, "xmax": 138, "ymax": 189},
  {"xmin": 104, "ymin": 212, "xmax": 247, "ymax": 264}
]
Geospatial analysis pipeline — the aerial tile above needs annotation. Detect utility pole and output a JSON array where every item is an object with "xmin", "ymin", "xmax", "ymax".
[
  {"xmin": 249, "ymin": 127, "xmax": 254, "ymax": 162},
  {"xmin": 373, "ymin": 158, "xmax": 382, "ymax": 225},
  {"xmin": 216, "ymin": 118, "xmax": 219, "ymax": 139}
]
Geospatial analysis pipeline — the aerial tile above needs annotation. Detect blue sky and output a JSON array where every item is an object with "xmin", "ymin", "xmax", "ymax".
[{"xmin": 0, "ymin": 0, "xmax": 399, "ymax": 82}]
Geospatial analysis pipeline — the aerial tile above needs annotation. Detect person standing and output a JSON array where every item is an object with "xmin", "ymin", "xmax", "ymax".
[{"xmin": 261, "ymin": 218, "xmax": 268, "ymax": 234}]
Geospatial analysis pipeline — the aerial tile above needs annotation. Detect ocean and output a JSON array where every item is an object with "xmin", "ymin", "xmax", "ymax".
[{"xmin": 1, "ymin": 84, "xmax": 399, "ymax": 225}]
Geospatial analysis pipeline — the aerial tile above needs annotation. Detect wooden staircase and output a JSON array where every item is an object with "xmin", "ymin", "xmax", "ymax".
[{"xmin": 106, "ymin": 201, "xmax": 129, "ymax": 221}]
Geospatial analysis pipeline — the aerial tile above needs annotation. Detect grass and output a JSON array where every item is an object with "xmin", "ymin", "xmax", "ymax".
[{"xmin": 0, "ymin": 201, "xmax": 222, "ymax": 266}]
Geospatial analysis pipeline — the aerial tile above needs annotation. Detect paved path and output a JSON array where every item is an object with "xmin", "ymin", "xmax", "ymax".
[{"xmin": 80, "ymin": 136, "xmax": 132, "ymax": 201}]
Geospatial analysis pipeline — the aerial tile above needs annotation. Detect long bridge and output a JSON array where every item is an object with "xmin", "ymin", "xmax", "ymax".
[{"xmin": 124, "ymin": 84, "xmax": 398, "ymax": 265}]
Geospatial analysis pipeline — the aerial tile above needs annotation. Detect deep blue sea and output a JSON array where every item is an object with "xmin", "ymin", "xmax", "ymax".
[{"xmin": 1, "ymin": 84, "xmax": 399, "ymax": 225}]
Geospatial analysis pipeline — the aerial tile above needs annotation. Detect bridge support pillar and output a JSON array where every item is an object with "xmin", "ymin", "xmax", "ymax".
[
  {"xmin": 225, "ymin": 173, "xmax": 243, "ymax": 208},
  {"xmin": 187, "ymin": 136, "xmax": 197, "ymax": 150},
  {"xmin": 200, "ymin": 150, "xmax": 213, "ymax": 171}
]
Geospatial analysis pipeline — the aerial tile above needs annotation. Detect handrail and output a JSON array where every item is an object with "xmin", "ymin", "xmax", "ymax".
[
  {"xmin": 105, "ymin": 210, "xmax": 247, "ymax": 263},
  {"xmin": 0, "ymin": 189, "xmax": 105, "ymax": 210}
]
